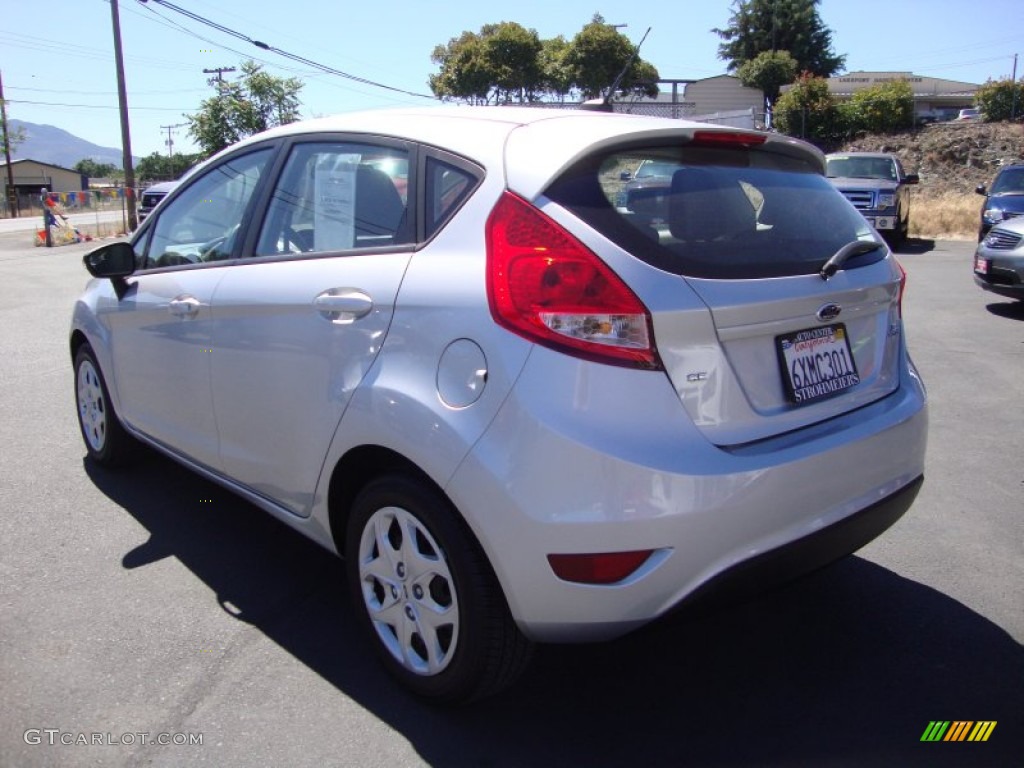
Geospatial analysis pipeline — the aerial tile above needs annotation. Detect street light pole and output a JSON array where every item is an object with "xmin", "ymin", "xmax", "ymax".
[{"xmin": 110, "ymin": 0, "xmax": 138, "ymax": 230}]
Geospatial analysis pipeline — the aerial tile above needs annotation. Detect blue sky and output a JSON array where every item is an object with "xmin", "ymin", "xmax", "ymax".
[{"xmin": 2, "ymin": 0, "xmax": 1022, "ymax": 159}]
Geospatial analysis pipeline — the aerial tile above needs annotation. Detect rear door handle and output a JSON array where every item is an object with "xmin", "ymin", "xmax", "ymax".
[
  {"xmin": 313, "ymin": 289, "xmax": 373, "ymax": 323},
  {"xmin": 169, "ymin": 295, "xmax": 201, "ymax": 317}
]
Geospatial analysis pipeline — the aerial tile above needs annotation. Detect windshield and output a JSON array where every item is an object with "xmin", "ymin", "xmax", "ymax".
[
  {"xmin": 990, "ymin": 168, "xmax": 1024, "ymax": 195},
  {"xmin": 825, "ymin": 156, "xmax": 897, "ymax": 181},
  {"xmin": 549, "ymin": 144, "xmax": 879, "ymax": 280}
]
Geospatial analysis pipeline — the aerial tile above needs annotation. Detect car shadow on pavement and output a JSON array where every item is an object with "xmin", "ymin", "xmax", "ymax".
[
  {"xmin": 895, "ymin": 238, "xmax": 936, "ymax": 255},
  {"xmin": 985, "ymin": 301, "xmax": 1024, "ymax": 321},
  {"xmin": 85, "ymin": 454, "xmax": 1023, "ymax": 768}
]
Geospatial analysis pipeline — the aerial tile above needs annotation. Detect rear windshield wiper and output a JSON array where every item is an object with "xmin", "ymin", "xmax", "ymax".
[{"xmin": 820, "ymin": 240, "xmax": 884, "ymax": 280}]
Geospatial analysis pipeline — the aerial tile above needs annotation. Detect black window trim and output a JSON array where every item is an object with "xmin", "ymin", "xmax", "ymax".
[
  {"xmin": 133, "ymin": 140, "xmax": 281, "ymax": 273},
  {"xmin": 130, "ymin": 132, "xmax": 487, "ymax": 273},
  {"xmin": 239, "ymin": 133, "xmax": 420, "ymax": 266}
]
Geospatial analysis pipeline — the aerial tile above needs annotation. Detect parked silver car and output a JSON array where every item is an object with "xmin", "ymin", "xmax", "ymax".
[
  {"xmin": 71, "ymin": 107, "xmax": 928, "ymax": 702},
  {"xmin": 974, "ymin": 216, "xmax": 1024, "ymax": 301}
]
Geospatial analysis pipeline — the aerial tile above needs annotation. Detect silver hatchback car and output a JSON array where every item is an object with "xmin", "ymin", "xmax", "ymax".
[{"xmin": 71, "ymin": 107, "xmax": 928, "ymax": 702}]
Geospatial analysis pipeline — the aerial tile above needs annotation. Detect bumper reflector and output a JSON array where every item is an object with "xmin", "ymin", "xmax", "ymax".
[{"xmin": 547, "ymin": 550, "xmax": 654, "ymax": 585}]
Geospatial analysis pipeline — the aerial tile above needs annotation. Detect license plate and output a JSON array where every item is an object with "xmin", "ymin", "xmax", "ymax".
[
  {"xmin": 777, "ymin": 324, "xmax": 860, "ymax": 405},
  {"xmin": 975, "ymin": 255, "xmax": 990, "ymax": 274}
]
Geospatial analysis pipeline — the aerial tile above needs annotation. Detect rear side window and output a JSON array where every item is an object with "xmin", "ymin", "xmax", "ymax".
[
  {"xmin": 255, "ymin": 142, "xmax": 411, "ymax": 257},
  {"xmin": 548, "ymin": 145, "xmax": 878, "ymax": 279},
  {"xmin": 425, "ymin": 157, "xmax": 476, "ymax": 239}
]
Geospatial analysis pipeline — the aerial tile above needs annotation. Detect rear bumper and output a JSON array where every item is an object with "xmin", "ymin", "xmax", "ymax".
[
  {"xmin": 668, "ymin": 474, "xmax": 923, "ymax": 616},
  {"xmin": 447, "ymin": 347, "xmax": 928, "ymax": 643}
]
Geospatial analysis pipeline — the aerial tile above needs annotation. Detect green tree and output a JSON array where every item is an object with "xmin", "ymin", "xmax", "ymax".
[
  {"xmin": 539, "ymin": 36, "xmax": 573, "ymax": 101},
  {"xmin": 187, "ymin": 60, "xmax": 303, "ymax": 157},
  {"xmin": 73, "ymin": 159, "xmax": 119, "ymax": 179},
  {"xmin": 714, "ymin": 0, "xmax": 845, "ymax": 78},
  {"xmin": 840, "ymin": 79, "xmax": 914, "ymax": 134},
  {"xmin": 974, "ymin": 77, "xmax": 1024, "ymax": 122},
  {"xmin": 429, "ymin": 15, "xmax": 658, "ymax": 105},
  {"xmin": 485, "ymin": 22, "xmax": 544, "ymax": 102},
  {"xmin": 564, "ymin": 15, "xmax": 659, "ymax": 101},
  {"xmin": 773, "ymin": 72, "xmax": 843, "ymax": 145},
  {"xmin": 737, "ymin": 49, "xmax": 798, "ymax": 108},
  {"xmin": 135, "ymin": 151, "xmax": 202, "ymax": 182},
  {"xmin": 430, "ymin": 22, "xmax": 543, "ymax": 104},
  {"xmin": 430, "ymin": 31, "xmax": 492, "ymax": 104}
]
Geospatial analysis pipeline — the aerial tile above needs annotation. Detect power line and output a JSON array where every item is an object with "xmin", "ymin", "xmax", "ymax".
[
  {"xmin": 136, "ymin": 0, "xmax": 437, "ymax": 100},
  {"xmin": 7, "ymin": 85, "xmax": 207, "ymax": 96},
  {"xmin": 6, "ymin": 98, "xmax": 193, "ymax": 112}
]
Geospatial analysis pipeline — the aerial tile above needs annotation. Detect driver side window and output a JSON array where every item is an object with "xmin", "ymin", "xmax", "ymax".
[{"xmin": 144, "ymin": 149, "xmax": 272, "ymax": 269}]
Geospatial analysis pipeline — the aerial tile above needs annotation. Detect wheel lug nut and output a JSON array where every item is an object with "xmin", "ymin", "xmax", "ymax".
[
  {"xmin": 413, "ymin": 585, "xmax": 424, "ymax": 600},
  {"xmin": 396, "ymin": 562, "xmax": 406, "ymax": 578},
  {"xmin": 404, "ymin": 605, "xmax": 415, "ymax": 620}
]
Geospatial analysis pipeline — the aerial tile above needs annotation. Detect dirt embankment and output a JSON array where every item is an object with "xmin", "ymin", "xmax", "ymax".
[{"xmin": 835, "ymin": 121, "xmax": 1024, "ymax": 198}]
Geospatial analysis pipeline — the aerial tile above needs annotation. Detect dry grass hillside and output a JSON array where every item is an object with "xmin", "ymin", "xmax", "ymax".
[{"xmin": 832, "ymin": 121, "xmax": 1024, "ymax": 239}]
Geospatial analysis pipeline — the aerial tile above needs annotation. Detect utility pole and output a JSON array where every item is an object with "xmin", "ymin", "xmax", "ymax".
[
  {"xmin": 1011, "ymin": 53, "xmax": 1019, "ymax": 122},
  {"xmin": 0, "ymin": 69, "xmax": 18, "ymax": 217},
  {"xmin": 203, "ymin": 66, "xmax": 236, "ymax": 87},
  {"xmin": 160, "ymin": 122, "xmax": 186, "ymax": 158},
  {"xmin": 110, "ymin": 0, "xmax": 138, "ymax": 230}
]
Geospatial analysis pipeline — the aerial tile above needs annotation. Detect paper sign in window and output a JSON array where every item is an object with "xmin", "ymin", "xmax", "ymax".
[{"xmin": 314, "ymin": 154, "xmax": 359, "ymax": 251}]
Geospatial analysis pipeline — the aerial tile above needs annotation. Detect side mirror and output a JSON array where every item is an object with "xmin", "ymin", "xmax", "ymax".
[
  {"xmin": 84, "ymin": 241, "xmax": 135, "ymax": 279},
  {"xmin": 904, "ymin": 173, "xmax": 919, "ymax": 185},
  {"xmin": 620, "ymin": 170, "xmax": 633, "ymax": 181},
  {"xmin": 975, "ymin": 184, "xmax": 987, "ymax": 196}
]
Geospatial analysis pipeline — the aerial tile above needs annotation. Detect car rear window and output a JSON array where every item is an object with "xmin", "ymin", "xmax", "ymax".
[{"xmin": 546, "ymin": 144, "xmax": 880, "ymax": 279}]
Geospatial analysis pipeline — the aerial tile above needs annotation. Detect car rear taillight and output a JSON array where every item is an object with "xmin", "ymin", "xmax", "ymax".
[
  {"xmin": 486, "ymin": 191, "xmax": 660, "ymax": 369},
  {"xmin": 896, "ymin": 258, "xmax": 907, "ymax": 317},
  {"xmin": 547, "ymin": 551, "xmax": 655, "ymax": 585}
]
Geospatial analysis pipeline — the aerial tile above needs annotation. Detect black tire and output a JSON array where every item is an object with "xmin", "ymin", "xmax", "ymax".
[
  {"xmin": 74, "ymin": 343, "xmax": 134, "ymax": 467},
  {"xmin": 345, "ymin": 474, "xmax": 533, "ymax": 703}
]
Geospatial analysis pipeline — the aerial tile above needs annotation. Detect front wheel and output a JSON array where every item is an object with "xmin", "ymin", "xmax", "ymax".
[
  {"xmin": 74, "ymin": 343, "xmax": 134, "ymax": 466},
  {"xmin": 345, "ymin": 474, "xmax": 532, "ymax": 703}
]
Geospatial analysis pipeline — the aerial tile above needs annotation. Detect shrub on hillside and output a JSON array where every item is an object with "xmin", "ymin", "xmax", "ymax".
[
  {"xmin": 839, "ymin": 79, "xmax": 915, "ymax": 134},
  {"xmin": 974, "ymin": 78, "xmax": 1024, "ymax": 122},
  {"xmin": 773, "ymin": 73, "xmax": 844, "ymax": 145}
]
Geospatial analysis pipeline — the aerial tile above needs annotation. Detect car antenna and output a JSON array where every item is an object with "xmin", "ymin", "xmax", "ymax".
[{"xmin": 580, "ymin": 27, "xmax": 652, "ymax": 113}]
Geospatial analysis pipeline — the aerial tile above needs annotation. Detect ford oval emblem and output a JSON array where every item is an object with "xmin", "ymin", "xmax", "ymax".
[{"xmin": 817, "ymin": 303, "xmax": 842, "ymax": 322}]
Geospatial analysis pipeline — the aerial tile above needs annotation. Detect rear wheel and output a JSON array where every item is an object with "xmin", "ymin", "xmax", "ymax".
[
  {"xmin": 74, "ymin": 343, "xmax": 133, "ymax": 467},
  {"xmin": 345, "ymin": 474, "xmax": 532, "ymax": 703}
]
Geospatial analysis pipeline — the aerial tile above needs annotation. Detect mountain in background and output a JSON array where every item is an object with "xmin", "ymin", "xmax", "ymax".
[{"xmin": 10, "ymin": 119, "xmax": 138, "ymax": 170}]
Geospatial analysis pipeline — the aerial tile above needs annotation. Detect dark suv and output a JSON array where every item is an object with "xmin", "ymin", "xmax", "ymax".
[
  {"xmin": 137, "ymin": 180, "xmax": 179, "ymax": 224},
  {"xmin": 825, "ymin": 153, "xmax": 918, "ymax": 248},
  {"xmin": 975, "ymin": 164, "xmax": 1024, "ymax": 241}
]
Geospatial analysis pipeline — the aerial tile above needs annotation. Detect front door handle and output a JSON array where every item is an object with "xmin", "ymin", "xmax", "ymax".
[
  {"xmin": 313, "ymin": 289, "xmax": 373, "ymax": 324},
  {"xmin": 169, "ymin": 295, "xmax": 201, "ymax": 318}
]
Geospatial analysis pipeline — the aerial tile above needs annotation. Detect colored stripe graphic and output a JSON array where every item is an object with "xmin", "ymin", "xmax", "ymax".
[
  {"xmin": 921, "ymin": 722, "xmax": 949, "ymax": 741},
  {"xmin": 968, "ymin": 722, "xmax": 997, "ymax": 742},
  {"xmin": 945, "ymin": 721, "xmax": 972, "ymax": 741},
  {"xmin": 921, "ymin": 721, "xmax": 996, "ymax": 742}
]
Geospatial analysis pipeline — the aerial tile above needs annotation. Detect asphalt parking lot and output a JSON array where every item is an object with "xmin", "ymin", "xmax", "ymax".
[{"xmin": 1, "ymin": 233, "xmax": 1021, "ymax": 767}]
